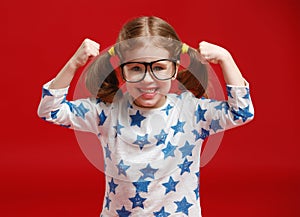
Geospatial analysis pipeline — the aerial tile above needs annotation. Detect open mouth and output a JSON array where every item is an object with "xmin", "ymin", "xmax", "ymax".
[{"xmin": 139, "ymin": 88, "xmax": 157, "ymax": 93}]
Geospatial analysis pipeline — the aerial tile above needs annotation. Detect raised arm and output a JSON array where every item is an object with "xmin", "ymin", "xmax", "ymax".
[
  {"xmin": 199, "ymin": 41, "xmax": 245, "ymax": 86},
  {"xmin": 49, "ymin": 38, "xmax": 100, "ymax": 89}
]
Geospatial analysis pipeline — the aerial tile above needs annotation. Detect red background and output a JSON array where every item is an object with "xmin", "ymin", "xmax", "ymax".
[{"xmin": 1, "ymin": 0, "xmax": 299, "ymax": 216}]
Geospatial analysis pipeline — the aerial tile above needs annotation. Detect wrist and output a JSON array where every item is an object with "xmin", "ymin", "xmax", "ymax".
[
  {"xmin": 68, "ymin": 57, "xmax": 81, "ymax": 70},
  {"xmin": 218, "ymin": 49, "xmax": 233, "ymax": 66}
]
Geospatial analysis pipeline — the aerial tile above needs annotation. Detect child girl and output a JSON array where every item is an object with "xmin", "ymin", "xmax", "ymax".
[{"xmin": 38, "ymin": 16, "xmax": 254, "ymax": 217}]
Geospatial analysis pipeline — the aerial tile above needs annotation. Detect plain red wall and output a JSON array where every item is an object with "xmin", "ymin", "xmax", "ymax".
[{"xmin": 0, "ymin": 0, "xmax": 299, "ymax": 216}]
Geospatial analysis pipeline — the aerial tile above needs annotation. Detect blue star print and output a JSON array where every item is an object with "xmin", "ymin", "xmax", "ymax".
[
  {"xmin": 194, "ymin": 185, "xmax": 199, "ymax": 200},
  {"xmin": 178, "ymin": 158, "xmax": 193, "ymax": 175},
  {"xmin": 116, "ymin": 160, "xmax": 130, "ymax": 177},
  {"xmin": 214, "ymin": 102, "xmax": 229, "ymax": 114},
  {"xmin": 162, "ymin": 176, "xmax": 179, "ymax": 194},
  {"xmin": 140, "ymin": 163, "xmax": 158, "ymax": 180},
  {"xmin": 130, "ymin": 110, "xmax": 146, "ymax": 127},
  {"xmin": 51, "ymin": 109, "xmax": 59, "ymax": 119},
  {"xmin": 192, "ymin": 128, "xmax": 210, "ymax": 141},
  {"xmin": 116, "ymin": 206, "xmax": 131, "ymax": 217},
  {"xmin": 98, "ymin": 110, "xmax": 107, "ymax": 126},
  {"xmin": 96, "ymin": 98, "xmax": 102, "ymax": 104},
  {"xmin": 171, "ymin": 120, "xmax": 185, "ymax": 136},
  {"xmin": 179, "ymin": 141, "xmax": 195, "ymax": 159},
  {"xmin": 133, "ymin": 134, "xmax": 151, "ymax": 150},
  {"xmin": 42, "ymin": 88, "xmax": 53, "ymax": 98},
  {"xmin": 161, "ymin": 104, "xmax": 173, "ymax": 115},
  {"xmin": 114, "ymin": 120, "xmax": 125, "ymax": 135},
  {"xmin": 232, "ymin": 106, "xmax": 254, "ymax": 122},
  {"xmin": 174, "ymin": 196, "xmax": 193, "ymax": 215},
  {"xmin": 105, "ymin": 195, "xmax": 111, "ymax": 209},
  {"xmin": 108, "ymin": 178, "xmax": 118, "ymax": 194},
  {"xmin": 226, "ymin": 86, "xmax": 233, "ymax": 98},
  {"xmin": 62, "ymin": 100, "xmax": 75, "ymax": 113},
  {"xmin": 153, "ymin": 206, "xmax": 171, "ymax": 217},
  {"xmin": 209, "ymin": 119, "xmax": 223, "ymax": 133},
  {"xmin": 74, "ymin": 103, "xmax": 89, "ymax": 119},
  {"xmin": 162, "ymin": 142, "xmax": 177, "ymax": 159},
  {"xmin": 243, "ymin": 88, "xmax": 250, "ymax": 99},
  {"xmin": 154, "ymin": 129, "xmax": 168, "ymax": 146},
  {"xmin": 104, "ymin": 144, "xmax": 112, "ymax": 160},
  {"xmin": 129, "ymin": 193, "xmax": 147, "ymax": 209},
  {"xmin": 195, "ymin": 105, "xmax": 207, "ymax": 123},
  {"xmin": 133, "ymin": 180, "xmax": 151, "ymax": 193}
]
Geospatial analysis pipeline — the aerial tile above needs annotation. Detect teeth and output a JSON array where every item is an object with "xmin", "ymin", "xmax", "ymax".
[{"xmin": 140, "ymin": 89, "xmax": 156, "ymax": 93}]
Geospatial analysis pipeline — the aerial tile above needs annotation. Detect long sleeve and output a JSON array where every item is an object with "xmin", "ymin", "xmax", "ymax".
[
  {"xmin": 37, "ymin": 80, "xmax": 101, "ymax": 134},
  {"xmin": 193, "ymin": 80, "xmax": 254, "ymax": 135}
]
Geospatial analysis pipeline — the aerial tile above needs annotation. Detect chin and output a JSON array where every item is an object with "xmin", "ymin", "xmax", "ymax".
[{"xmin": 134, "ymin": 95, "xmax": 166, "ymax": 108}]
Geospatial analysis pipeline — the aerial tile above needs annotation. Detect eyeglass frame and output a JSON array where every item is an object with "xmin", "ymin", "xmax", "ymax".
[{"xmin": 120, "ymin": 58, "xmax": 178, "ymax": 83}]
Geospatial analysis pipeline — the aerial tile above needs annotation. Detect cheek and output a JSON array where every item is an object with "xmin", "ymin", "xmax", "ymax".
[
  {"xmin": 159, "ymin": 81, "xmax": 172, "ymax": 93},
  {"xmin": 125, "ymin": 83, "xmax": 137, "ymax": 95}
]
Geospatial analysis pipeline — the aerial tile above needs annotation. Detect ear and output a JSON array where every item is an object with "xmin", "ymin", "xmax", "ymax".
[{"xmin": 171, "ymin": 61, "xmax": 180, "ymax": 80}]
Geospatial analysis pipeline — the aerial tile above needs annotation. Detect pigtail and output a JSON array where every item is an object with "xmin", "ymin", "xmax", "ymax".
[
  {"xmin": 85, "ymin": 48, "xmax": 122, "ymax": 103},
  {"xmin": 177, "ymin": 44, "xmax": 208, "ymax": 98}
]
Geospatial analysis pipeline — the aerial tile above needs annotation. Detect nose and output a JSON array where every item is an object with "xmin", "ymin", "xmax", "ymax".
[{"xmin": 143, "ymin": 66, "xmax": 155, "ymax": 82}]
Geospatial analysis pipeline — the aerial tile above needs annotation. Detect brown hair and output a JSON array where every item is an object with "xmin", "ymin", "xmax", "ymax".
[{"xmin": 85, "ymin": 16, "xmax": 207, "ymax": 102}]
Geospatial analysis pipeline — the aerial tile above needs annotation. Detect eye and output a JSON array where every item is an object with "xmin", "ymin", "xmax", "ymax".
[
  {"xmin": 152, "ymin": 66, "xmax": 164, "ymax": 71},
  {"xmin": 130, "ymin": 66, "xmax": 143, "ymax": 72}
]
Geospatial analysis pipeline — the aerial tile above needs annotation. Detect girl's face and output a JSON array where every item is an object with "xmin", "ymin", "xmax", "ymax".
[{"xmin": 122, "ymin": 45, "xmax": 176, "ymax": 108}]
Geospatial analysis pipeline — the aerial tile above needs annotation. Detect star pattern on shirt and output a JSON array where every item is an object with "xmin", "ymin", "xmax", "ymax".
[
  {"xmin": 116, "ymin": 205, "xmax": 132, "ymax": 217},
  {"xmin": 154, "ymin": 129, "xmax": 168, "ymax": 146},
  {"xmin": 133, "ymin": 180, "xmax": 151, "ymax": 193},
  {"xmin": 162, "ymin": 176, "xmax": 179, "ymax": 195},
  {"xmin": 161, "ymin": 104, "xmax": 173, "ymax": 116},
  {"xmin": 116, "ymin": 160, "xmax": 130, "ymax": 177},
  {"xmin": 194, "ymin": 184, "xmax": 200, "ymax": 200},
  {"xmin": 98, "ymin": 110, "xmax": 107, "ymax": 126},
  {"xmin": 40, "ymin": 80, "xmax": 254, "ymax": 217},
  {"xmin": 130, "ymin": 110, "xmax": 146, "ymax": 127},
  {"xmin": 195, "ymin": 105, "xmax": 207, "ymax": 123},
  {"xmin": 179, "ymin": 141, "xmax": 195, "ymax": 159},
  {"xmin": 162, "ymin": 142, "xmax": 177, "ymax": 159},
  {"xmin": 179, "ymin": 141, "xmax": 195, "ymax": 158},
  {"xmin": 42, "ymin": 88, "xmax": 53, "ymax": 98},
  {"xmin": 171, "ymin": 120, "xmax": 185, "ymax": 136},
  {"xmin": 209, "ymin": 119, "xmax": 223, "ymax": 133},
  {"xmin": 62, "ymin": 100, "xmax": 75, "ymax": 113},
  {"xmin": 96, "ymin": 98, "xmax": 102, "ymax": 104},
  {"xmin": 108, "ymin": 178, "xmax": 118, "ymax": 194},
  {"xmin": 174, "ymin": 196, "xmax": 193, "ymax": 216},
  {"xmin": 226, "ymin": 86, "xmax": 233, "ymax": 98},
  {"xmin": 232, "ymin": 105, "xmax": 253, "ymax": 122},
  {"xmin": 51, "ymin": 109, "xmax": 59, "ymax": 119},
  {"xmin": 104, "ymin": 144, "xmax": 112, "ymax": 160},
  {"xmin": 178, "ymin": 158, "xmax": 193, "ymax": 175},
  {"xmin": 243, "ymin": 88, "xmax": 250, "ymax": 99},
  {"xmin": 153, "ymin": 206, "xmax": 171, "ymax": 217},
  {"xmin": 73, "ymin": 103, "xmax": 89, "ymax": 119},
  {"xmin": 129, "ymin": 193, "xmax": 147, "ymax": 209},
  {"xmin": 60, "ymin": 124, "xmax": 71, "ymax": 128},
  {"xmin": 214, "ymin": 102, "xmax": 229, "ymax": 114},
  {"xmin": 105, "ymin": 194, "xmax": 111, "ymax": 210},
  {"xmin": 140, "ymin": 163, "xmax": 158, "ymax": 180},
  {"xmin": 133, "ymin": 134, "xmax": 151, "ymax": 150},
  {"xmin": 192, "ymin": 128, "xmax": 210, "ymax": 141},
  {"xmin": 114, "ymin": 120, "xmax": 125, "ymax": 135}
]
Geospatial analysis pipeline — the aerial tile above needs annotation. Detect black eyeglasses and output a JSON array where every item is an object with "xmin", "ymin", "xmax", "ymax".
[{"xmin": 120, "ymin": 59, "xmax": 177, "ymax": 83}]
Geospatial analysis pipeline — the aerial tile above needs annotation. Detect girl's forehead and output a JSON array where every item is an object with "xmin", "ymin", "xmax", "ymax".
[{"xmin": 122, "ymin": 44, "xmax": 170, "ymax": 62}]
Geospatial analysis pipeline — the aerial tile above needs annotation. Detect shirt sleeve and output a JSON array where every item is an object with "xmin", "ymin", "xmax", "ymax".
[
  {"xmin": 194, "ymin": 80, "xmax": 254, "ymax": 135},
  {"xmin": 37, "ymin": 80, "xmax": 104, "ymax": 134}
]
